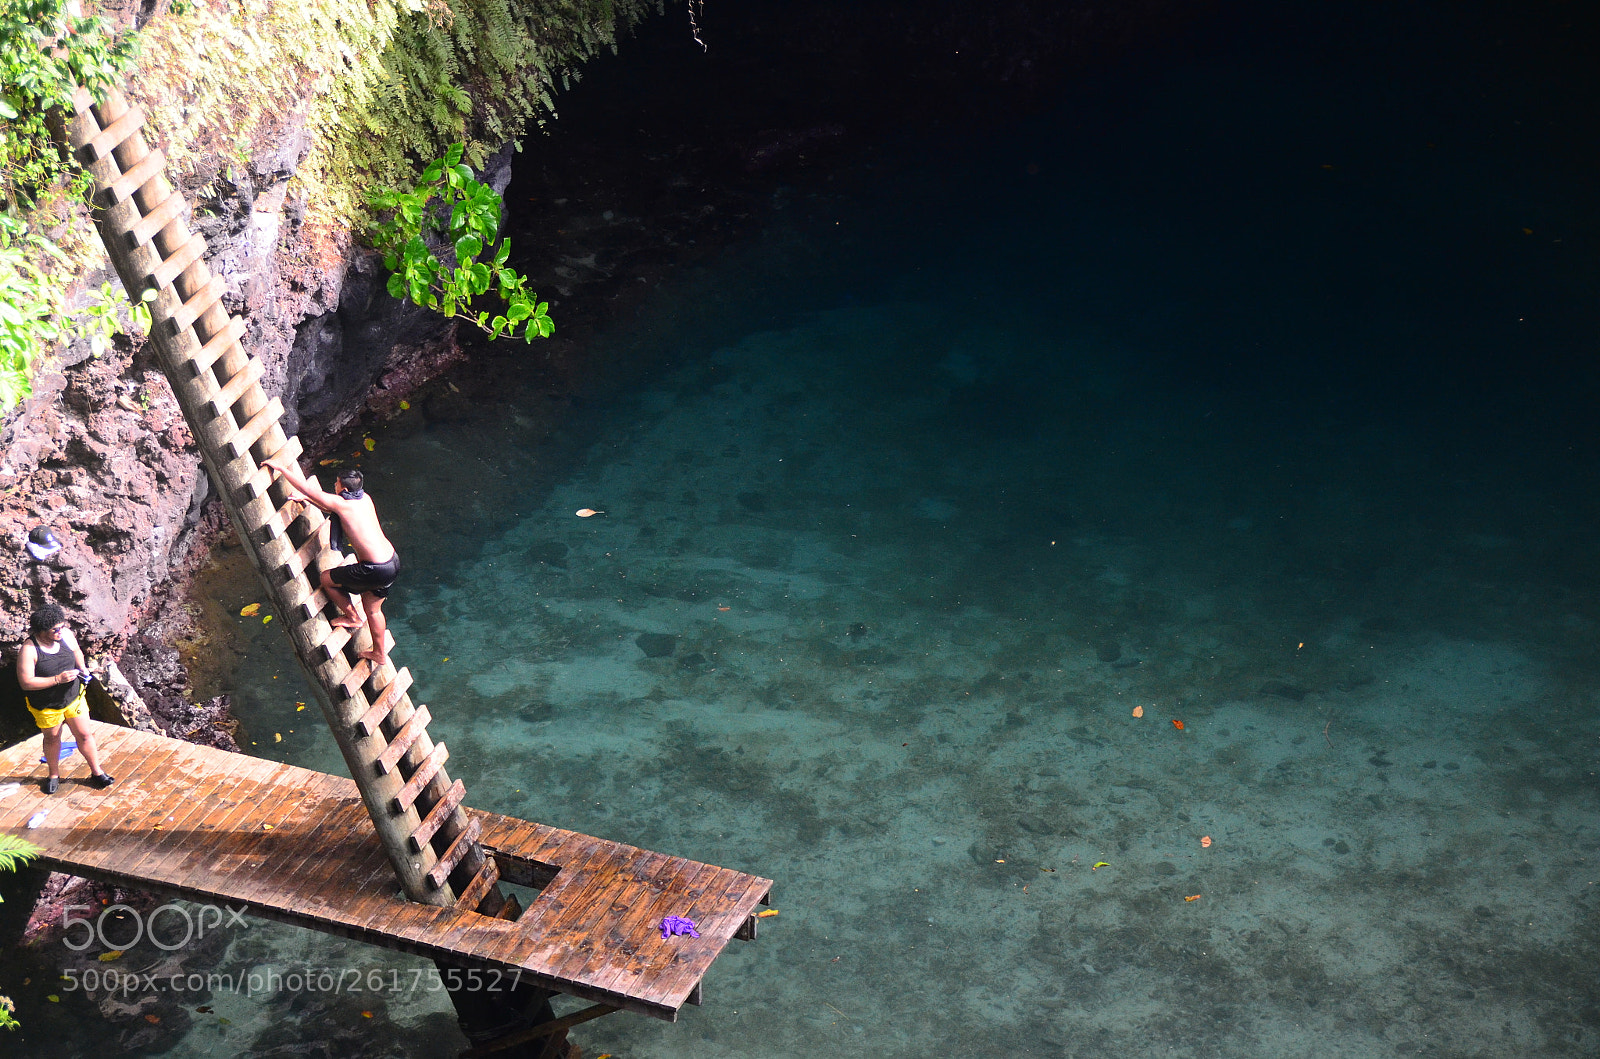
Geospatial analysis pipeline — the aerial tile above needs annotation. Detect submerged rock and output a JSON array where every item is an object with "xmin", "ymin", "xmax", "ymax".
[{"xmin": 635, "ymin": 632, "xmax": 678, "ymax": 658}]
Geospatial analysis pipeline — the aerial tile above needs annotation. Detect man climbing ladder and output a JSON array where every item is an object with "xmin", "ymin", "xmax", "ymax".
[{"xmin": 264, "ymin": 456, "xmax": 400, "ymax": 668}]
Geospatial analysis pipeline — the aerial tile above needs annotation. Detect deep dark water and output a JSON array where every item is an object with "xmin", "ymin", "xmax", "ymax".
[{"xmin": 12, "ymin": 1, "xmax": 1600, "ymax": 1056}]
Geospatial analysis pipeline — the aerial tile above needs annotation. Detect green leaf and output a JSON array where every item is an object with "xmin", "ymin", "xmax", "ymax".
[{"xmin": 454, "ymin": 234, "xmax": 482, "ymax": 262}]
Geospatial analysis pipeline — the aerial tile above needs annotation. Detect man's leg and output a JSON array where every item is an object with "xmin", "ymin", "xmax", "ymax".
[
  {"xmin": 357, "ymin": 596, "xmax": 389, "ymax": 667},
  {"xmin": 320, "ymin": 566, "xmax": 365, "ymax": 628}
]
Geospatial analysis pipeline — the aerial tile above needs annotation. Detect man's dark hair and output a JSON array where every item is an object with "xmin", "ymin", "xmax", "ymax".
[
  {"xmin": 30, "ymin": 604, "xmax": 66, "ymax": 634},
  {"xmin": 339, "ymin": 469, "xmax": 364, "ymax": 491}
]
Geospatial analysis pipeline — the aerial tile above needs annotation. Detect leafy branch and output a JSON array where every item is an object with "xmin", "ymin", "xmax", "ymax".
[
  {"xmin": 368, "ymin": 142, "xmax": 552, "ymax": 343},
  {"xmin": 1, "ymin": 0, "xmax": 142, "ymax": 414},
  {"xmin": 0, "ymin": 831, "xmax": 39, "ymax": 1030}
]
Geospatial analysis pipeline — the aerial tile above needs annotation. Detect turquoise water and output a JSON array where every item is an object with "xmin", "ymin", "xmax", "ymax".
[{"xmin": 15, "ymin": 2, "xmax": 1600, "ymax": 1055}]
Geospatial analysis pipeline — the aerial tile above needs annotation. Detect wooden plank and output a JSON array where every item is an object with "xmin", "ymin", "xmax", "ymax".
[
  {"xmin": 1, "ymin": 727, "xmax": 773, "ymax": 1023},
  {"xmin": 224, "ymin": 395, "xmax": 282, "ymax": 461},
  {"xmin": 163, "ymin": 755, "xmax": 290, "ymax": 889},
  {"xmin": 149, "ymin": 753, "xmax": 285, "ymax": 888},
  {"xmin": 573, "ymin": 854, "xmax": 717, "ymax": 1001},
  {"xmin": 358, "ymin": 667, "xmax": 413, "ymax": 737},
  {"xmin": 390, "ymin": 738, "xmax": 444, "ymax": 813},
  {"xmin": 425, "ymin": 815, "xmax": 480, "ymax": 890},
  {"xmin": 189, "ymin": 315, "xmax": 247, "ymax": 377},
  {"xmin": 376, "ymin": 705, "xmax": 431, "ymax": 776},
  {"xmin": 124, "ymin": 190, "xmax": 185, "ymax": 250},
  {"xmin": 408, "ymin": 778, "xmax": 465, "ymax": 853},
  {"xmin": 37, "ymin": 738, "xmax": 192, "ymax": 862},
  {"xmin": 166, "ymin": 273, "xmax": 226, "ymax": 337},
  {"xmin": 97, "ymin": 147, "xmax": 164, "ymax": 207},
  {"xmin": 556, "ymin": 847, "xmax": 684, "ymax": 995},
  {"xmin": 338, "ymin": 655, "xmax": 375, "ymax": 700},
  {"xmin": 317, "ymin": 623, "xmax": 352, "ymax": 661},
  {"xmin": 205, "ymin": 357, "xmax": 263, "ymax": 420},
  {"xmin": 239, "ymin": 435, "xmax": 301, "ymax": 501},
  {"xmin": 76, "ymin": 103, "xmax": 144, "ymax": 162},
  {"xmin": 100, "ymin": 750, "xmax": 262, "ymax": 884},
  {"xmin": 187, "ymin": 772, "xmax": 349, "ymax": 904},
  {"xmin": 482, "ymin": 833, "xmax": 625, "ymax": 968},
  {"xmin": 454, "ymin": 856, "xmax": 500, "ymax": 912},
  {"xmin": 174, "ymin": 775, "xmax": 313, "ymax": 905},
  {"xmin": 145, "ymin": 233, "xmax": 206, "ymax": 292},
  {"xmin": 282, "ymin": 529, "xmax": 325, "ymax": 582},
  {"xmin": 223, "ymin": 781, "xmax": 353, "ymax": 907}
]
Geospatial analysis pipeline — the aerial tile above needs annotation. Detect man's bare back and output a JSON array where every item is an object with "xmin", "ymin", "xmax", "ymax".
[{"xmin": 263, "ymin": 455, "xmax": 399, "ymax": 665}]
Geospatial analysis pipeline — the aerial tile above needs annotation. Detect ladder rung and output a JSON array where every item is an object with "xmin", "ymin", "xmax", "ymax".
[
  {"xmin": 358, "ymin": 667, "xmax": 413, "ymax": 736},
  {"xmin": 408, "ymin": 778, "xmax": 466, "ymax": 852},
  {"xmin": 189, "ymin": 316, "xmax": 247, "ymax": 378},
  {"xmin": 454, "ymin": 856, "xmax": 500, "ymax": 912},
  {"xmin": 297, "ymin": 587, "xmax": 329, "ymax": 620},
  {"xmin": 124, "ymin": 192, "xmax": 185, "ymax": 250},
  {"xmin": 259, "ymin": 491, "xmax": 315, "ymax": 544},
  {"xmin": 225, "ymin": 396, "xmax": 282, "ymax": 460},
  {"xmin": 281, "ymin": 527, "xmax": 323, "ymax": 582},
  {"xmin": 376, "ymin": 704, "xmax": 431, "ymax": 776},
  {"xmin": 97, "ymin": 147, "xmax": 165, "ymax": 208},
  {"xmin": 205, "ymin": 358, "xmax": 263, "ymax": 420},
  {"xmin": 317, "ymin": 623, "xmax": 352, "ymax": 661},
  {"xmin": 167, "ymin": 274, "xmax": 226, "ymax": 336},
  {"xmin": 425, "ymin": 815, "xmax": 481, "ymax": 890},
  {"xmin": 240, "ymin": 436, "xmax": 302, "ymax": 502},
  {"xmin": 70, "ymin": 85, "xmax": 94, "ymax": 115},
  {"xmin": 390, "ymin": 739, "xmax": 445, "ymax": 813},
  {"xmin": 145, "ymin": 234, "xmax": 205, "ymax": 293},
  {"xmin": 495, "ymin": 891, "xmax": 522, "ymax": 921},
  {"xmin": 339, "ymin": 656, "xmax": 375, "ymax": 700},
  {"xmin": 77, "ymin": 105, "xmax": 145, "ymax": 164}
]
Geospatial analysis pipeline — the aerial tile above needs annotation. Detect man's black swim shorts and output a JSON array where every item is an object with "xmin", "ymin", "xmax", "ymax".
[{"xmin": 329, "ymin": 553, "xmax": 400, "ymax": 598}]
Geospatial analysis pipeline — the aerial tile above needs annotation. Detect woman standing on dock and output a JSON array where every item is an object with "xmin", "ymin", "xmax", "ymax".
[{"xmin": 17, "ymin": 604, "xmax": 114, "ymax": 794}]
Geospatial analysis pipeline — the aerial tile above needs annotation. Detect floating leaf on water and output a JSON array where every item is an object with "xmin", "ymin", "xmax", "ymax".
[
  {"xmin": 99, "ymin": 950, "xmax": 123, "ymax": 962},
  {"xmin": 262, "ymin": 615, "xmax": 273, "ymax": 624},
  {"xmin": 363, "ymin": 438, "xmax": 376, "ymax": 451},
  {"xmin": 239, "ymin": 603, "xmax": 261, "ymax": 617},
  {"xmin": 318, "ymin": 458, "xmax": 342, "ymax": 467},
  {"xmin": 399, "ymin": 400, "xmax": 411, "ymax": 410},
  {"xmin": 575, "ymin": 508, "xmax": 604, "ymax": 518}
]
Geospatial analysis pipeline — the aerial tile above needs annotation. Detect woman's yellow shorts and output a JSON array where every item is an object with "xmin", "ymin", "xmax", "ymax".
[{"xmin": 27, "ymin": 686, "xmax": 87, "ymax": 730}]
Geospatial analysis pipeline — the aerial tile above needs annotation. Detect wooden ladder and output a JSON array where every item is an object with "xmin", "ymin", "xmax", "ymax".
[{"xmin": 60, "ymin": 86, "xmax": 504, "ymax": 913}]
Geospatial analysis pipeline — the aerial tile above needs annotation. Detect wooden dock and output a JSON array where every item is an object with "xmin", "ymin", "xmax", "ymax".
[{"xmin": 0, "ymin": 722, "xmax": 771, "ymax": 1022}]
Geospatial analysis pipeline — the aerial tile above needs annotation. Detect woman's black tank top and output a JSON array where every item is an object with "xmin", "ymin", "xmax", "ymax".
[{"xmin": 26, "ymin": 636, "xmax": 78, "ymax": 711}]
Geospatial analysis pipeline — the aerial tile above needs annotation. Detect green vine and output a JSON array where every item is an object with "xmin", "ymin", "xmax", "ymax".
[
  {"xmin": 0, "ymin": 0, "xmax": 142, "ymax": 414},
  {"xmin": 369, "ymin": 142, "xmax": 552, "ymax": 342}
]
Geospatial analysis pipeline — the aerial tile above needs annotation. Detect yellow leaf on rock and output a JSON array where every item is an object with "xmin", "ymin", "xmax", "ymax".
[
  {"xmin": 240, "ymin": 603, "xmax": 261, "ymax": 617},
  {"xmin": 274, "ymin": 733, "xmax": 282, "ymax": 742},
  {"xmin": 363, "ymin": 437, "xmax": 375, "ymax": 451},
  {"xmin": 262, "ymin": 615, "xmax": 273, "ymax": 624},
  {"xmin": 399, "ymin": 400, "xmax": 411, "ymax": 410},
  {"xmin": 47, "ymin": 995, "xmax": 59, "ymax": 1002},
  {"xmin": 99, "ymin": 950, "xmax": 123, "ymax": 962}
]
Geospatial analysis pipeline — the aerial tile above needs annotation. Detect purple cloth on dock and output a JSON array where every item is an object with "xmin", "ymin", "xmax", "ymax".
[{"xmin": 661, "ymin": 915, "xmax": 700, "ymax": 939}]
